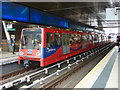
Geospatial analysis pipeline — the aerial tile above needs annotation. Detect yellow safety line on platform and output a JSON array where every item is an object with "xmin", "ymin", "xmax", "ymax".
[
  {"xmin": 74, "ymin": 46, "xmax": 116, "ymax": 88},
  {"xmin": 0, "ymin": 57, "xmax": 18, "ymax": 61}
]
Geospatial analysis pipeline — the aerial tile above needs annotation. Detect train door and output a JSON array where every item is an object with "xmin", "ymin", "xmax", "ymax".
[
  {"xmin": 82, "ymin": 33, "xmax": 87, "ymax": 49},
  {"xmin": 62, "ymin": 33, "xmax": 70, "ymax": 54},
  {"xmin": 89, "ymin": 32, "xmax": 93, "ymax": 49}
]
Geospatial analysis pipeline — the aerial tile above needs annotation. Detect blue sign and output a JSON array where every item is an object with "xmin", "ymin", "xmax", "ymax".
[
  {"xmin": 0, "ymin": 2, "xmax": 90, "ymax": 29},
  {"xmin": 1, "ymin": 2, "xmax": 69, "ymax": 28},
  {"xmin": 30, "ymin": 8, "xmax": 47, "ymax": 25},
  {"xmin": 1, "ymin": 2, "xmax": 29, "ymax": 22},
  {"xmin": 30, "ymin": 8, "xmax": 68, "ymax": 28},
  {"xmin": 7, "ymin": 28, "xmax": 16, "ymax": 31}
]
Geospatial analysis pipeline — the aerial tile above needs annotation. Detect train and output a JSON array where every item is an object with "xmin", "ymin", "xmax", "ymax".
[{"xmin": 18, "ymin": 27, "xmax": 108, "ymax": 67}]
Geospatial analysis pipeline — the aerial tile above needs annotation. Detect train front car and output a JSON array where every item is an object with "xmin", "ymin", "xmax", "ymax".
[{"xmin": 18, "ymin": 28, "xmax": 42, "ymax": 68}]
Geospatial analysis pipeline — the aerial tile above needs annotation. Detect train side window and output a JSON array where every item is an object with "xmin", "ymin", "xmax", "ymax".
[
  {"xmin": 89, "ymin": 34, "xmax": 92, "ymax": 41},
  {"xmin": 54, "ymin": 33, "xmax": 61, "ymax": 47},
  {"xmin": 82, "ymin": 34, "xmax": 88, "ymax": 41},
  {"xmin": 77, "ymin": 34, "xmax": 81, "ymax": 43},
  {"xmin": 99, "ymin": 34, "xmax": 101, "ymax": 42},
  {"xmin": 74, "ymin": 34, "xmax": 78, "ymax": 44},
  {"xmin": 94, "ymin": 34, "xmax": 97, "ymax": 41},
  {"xmin": 69, "ymin": 34, "xmax": 74, "ymax": 45},
  {"xmin": 102, "ymin": 35, "xmax": 104, "ymax": 42},
  {"xmin": 94, "ymin": 34, "xmax": 99, "ymax": 42},
  {"xmin": 82, "ymin": 34, "xmax": 88, "ymax": 49},
  {"xmin": 69, "ymin": 34, "xmax": 72, "ymax": 45},
  {"xmin": 69, "ymin": 34, "xmax": 81, "ymax": 44},
  {"xmin": 46, "ymin": 33, "xmax": 53, "ymax": 48}
]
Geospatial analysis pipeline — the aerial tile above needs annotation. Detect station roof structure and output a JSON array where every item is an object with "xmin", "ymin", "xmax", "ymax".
[{"xmin": 17, "ymin": 1, "xmax": 120, "ymax": 29}]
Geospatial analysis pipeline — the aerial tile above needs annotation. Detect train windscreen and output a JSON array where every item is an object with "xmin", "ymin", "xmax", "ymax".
[{"xmin": 20, "ymin": 29, "xmax": 41, "ymax": 49}]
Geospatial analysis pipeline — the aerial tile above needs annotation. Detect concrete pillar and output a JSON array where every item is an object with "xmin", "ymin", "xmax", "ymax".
[
  {"xmin": 2, "ymin": 21, "xmax": 12, "ymax": 52},
  {"xmin": 0, "ymin": 2, "xmax": 2, "ymax": 52},
  {"xmin": 118, "ymin": 9, "xmax": 120, "ymax": 34},
  {"xmin": 0, "ymin": 21, "xmax": 1, "ymax": 41},
  {"xmin": 0, "ymin": 21, "xmax": 2, "ymax": 52}
]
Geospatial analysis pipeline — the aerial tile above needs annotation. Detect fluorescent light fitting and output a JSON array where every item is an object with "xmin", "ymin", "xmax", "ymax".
[{"xmin": 13, "ymin": 21, "xmax": 16, "ymax": 22}]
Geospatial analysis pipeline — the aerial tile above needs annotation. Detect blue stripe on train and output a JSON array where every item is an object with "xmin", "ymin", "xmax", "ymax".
[
  {"xmin": 41, "ymin": 46, "xmax": 82, "ymax": 58},
  {"xmin": 41, "ymin": 47, "xmax": 60, "ymax": 58},
  {"xmin": 70, "ymin": 46, "xmax": 82, "ymax": 51}
]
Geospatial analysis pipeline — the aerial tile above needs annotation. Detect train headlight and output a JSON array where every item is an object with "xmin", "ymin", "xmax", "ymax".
[
  {"xmin": 19, "ymin": 52, "xmax": 24, "ymax": 56},
  {"xmin": 36, "ymin": 52, "xmax": 41, "ymax": 56}
]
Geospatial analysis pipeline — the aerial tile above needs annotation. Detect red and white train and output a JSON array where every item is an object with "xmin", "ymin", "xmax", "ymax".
[{"xmin": 18, "ymin": 27, "xmax": 108, "ymax": 67}]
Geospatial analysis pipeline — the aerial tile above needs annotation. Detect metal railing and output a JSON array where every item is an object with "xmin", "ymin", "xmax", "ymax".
[{"xmin": 0, "ymin": 43, "xmax": 114, "ymax": 90}]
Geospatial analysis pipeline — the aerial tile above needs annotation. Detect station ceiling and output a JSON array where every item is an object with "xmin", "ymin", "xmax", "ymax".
[{"xmin": 18, "ymin": 2, "xmax": 120, "ymax": 29}]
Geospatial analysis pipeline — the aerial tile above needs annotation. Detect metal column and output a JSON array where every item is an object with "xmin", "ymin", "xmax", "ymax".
[{"xmin": 2, "ymin": 21, "xmax": 12, "ymax": 52}]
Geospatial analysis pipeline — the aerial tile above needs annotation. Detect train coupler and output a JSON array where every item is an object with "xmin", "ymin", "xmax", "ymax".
[{"xmin": 23, "ymin": 60, "xmax": 30, "ymax": 68}]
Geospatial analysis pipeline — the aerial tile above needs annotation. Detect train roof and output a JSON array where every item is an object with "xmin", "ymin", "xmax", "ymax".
[{"xmin": 22, "ymin": 27, "xmax": 105, "ymax": 34}]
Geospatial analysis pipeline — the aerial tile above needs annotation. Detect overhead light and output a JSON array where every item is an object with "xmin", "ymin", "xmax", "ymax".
[
  {"xmin": 13, "ymin": 21, "xmax": 16, "ymax": 22},
  {"xmin": 109, "ymin": 0, "xmax": 113, "ymax": 7}
]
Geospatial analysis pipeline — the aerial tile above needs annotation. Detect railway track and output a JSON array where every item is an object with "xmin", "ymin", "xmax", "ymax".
[
  {"xmin": 0, "ymin": 65, "xmax": 41, "ymax": 84},
  {"xmin": 0, "ymin": 43, "xmax": 115, "ymax": 89},
  {"xmin": 39, "ymin": 44, "xmax": 114, "ymax": 89},
  {"xmin": 19, "ymin": 43, "xmax": 114, "ymax": 89}
]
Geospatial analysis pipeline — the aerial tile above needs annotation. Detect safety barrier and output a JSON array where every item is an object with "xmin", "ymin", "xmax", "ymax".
[{"xmin": 0, "ymin": 43, "xmax": 115, "ymax": 90}]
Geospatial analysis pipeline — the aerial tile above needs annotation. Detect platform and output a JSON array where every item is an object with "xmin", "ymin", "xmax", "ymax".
[
  {"xmin": 0, "ymin": 52, "xmax": 18, "ymax": 65},
  {"xmin": 74, "ymin": 46, "xmax": 118, "ymax": 89}
]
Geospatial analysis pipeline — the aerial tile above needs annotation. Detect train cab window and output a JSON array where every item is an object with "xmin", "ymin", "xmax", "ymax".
[
  {"xmin": 46, "ymin": 33, "xmax": 53, "ymax": 48},
  {"xmin": 54, "ymin": 33, "xmax": 61, "ymax": 47},
  {"xmin": 20, "ymin": 29, "xmax": 41, "ymax": 49},
  {"xmin": 33, "ymin": 34, "xmax": 41, "ymax": 49}
]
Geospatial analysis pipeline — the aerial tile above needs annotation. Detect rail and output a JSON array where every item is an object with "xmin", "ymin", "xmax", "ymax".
[{"xmin": 0, "ymin": 43, "xmax": 115, "ymax": 90}]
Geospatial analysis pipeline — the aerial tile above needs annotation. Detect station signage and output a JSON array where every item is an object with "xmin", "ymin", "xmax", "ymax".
[{"xmin": 7, "ymin": 28, "xmax": 16, "ymax": 31}]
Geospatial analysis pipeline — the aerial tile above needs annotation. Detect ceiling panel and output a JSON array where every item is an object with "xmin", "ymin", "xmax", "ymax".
[{"xmin": 17, "ymin": 2, "xmax": 120, "ymax": 28}]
